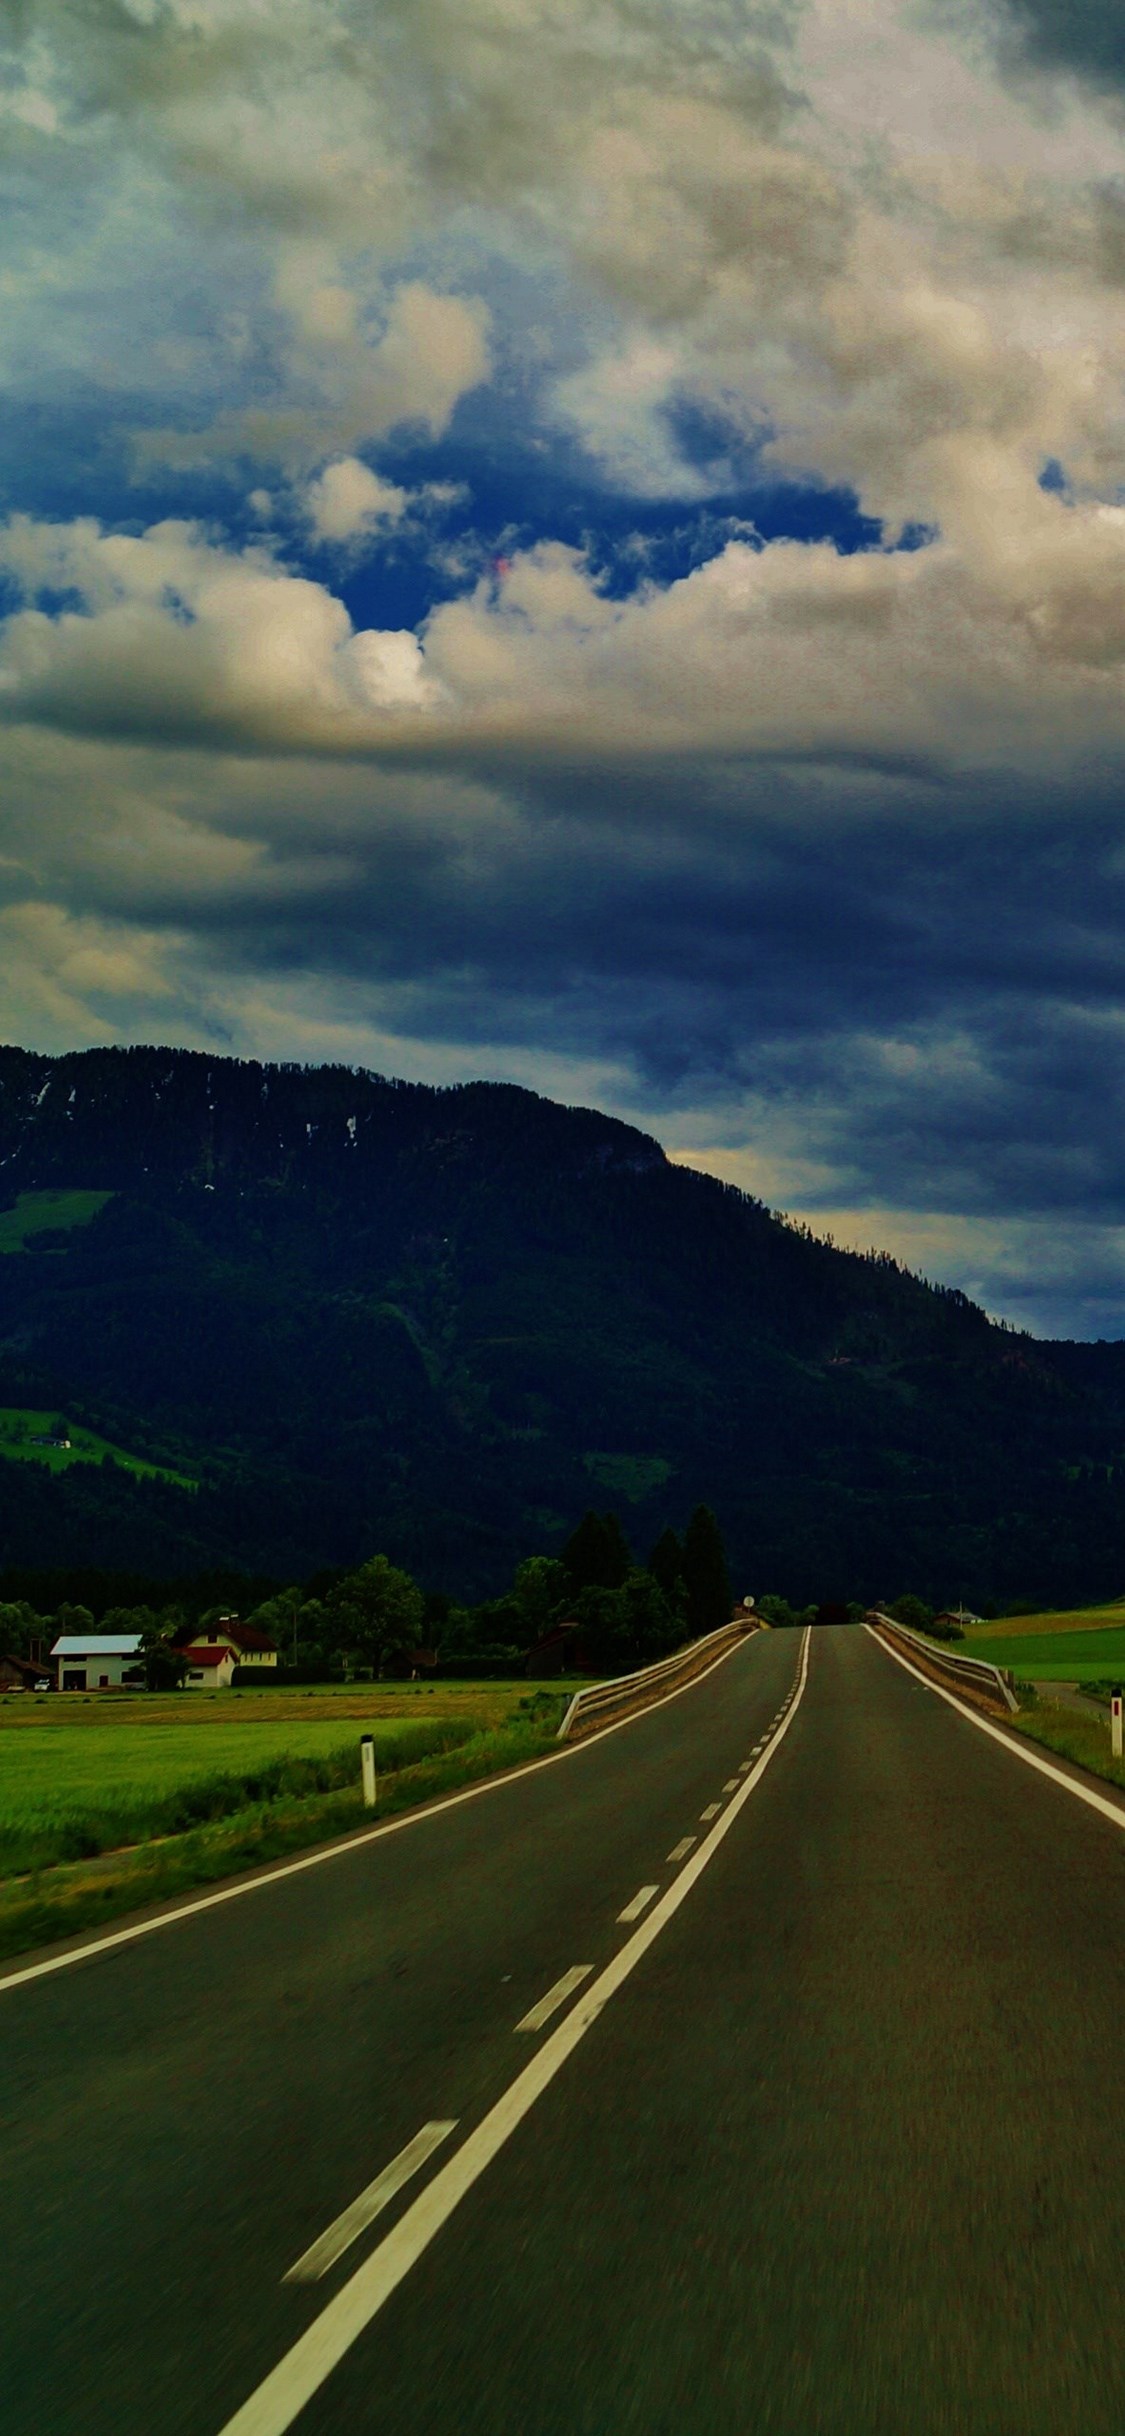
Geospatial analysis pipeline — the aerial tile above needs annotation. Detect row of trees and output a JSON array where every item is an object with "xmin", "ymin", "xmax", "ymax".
[{"xmin": 0, "ymin": 1505, "xmax": 735, "ymax": 1684}]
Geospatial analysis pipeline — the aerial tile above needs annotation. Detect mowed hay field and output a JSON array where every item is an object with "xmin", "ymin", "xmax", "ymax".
[
  {"xmin": 0, "ymin": 1683, "xmax": 571, "ymax": 1877},
  {"xmin": 960, "ymin": 1607, "xmax": 1125, "ymax": 1678}
]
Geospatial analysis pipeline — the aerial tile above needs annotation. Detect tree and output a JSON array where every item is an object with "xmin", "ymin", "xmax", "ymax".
[
  {"xmin": 562, "ymin": 1511, "xmax": 631, "ymax": 1594},
  {"xmin": 0, "ymin": 1600, "xmax": 38, "ymax": 1657},
  {"xmin": 326, "ymin": 1555, "xmax": 425, "ymax": 1674},
  {"xmin": 573, "ymin": 1570, "xmax": 679, "ymax": 1673},
  {"xmin": 138, "ymin": 1620, "xmax": 188, "ymax": 1691},
  {"xmin": 510, "ymin": 1557, "xmax": 570, "ymax": 1641},
  {"xmin": 681, "ymin": 1506, "xmax": 731, "ymax": 1634},
  {"xmin": 888, "ymin": 1594, "xmax": 933, "ymax": 1634},
  {"xmin": 648, "ymin": 1527, "xmax": 686, "ymax": 1602}
]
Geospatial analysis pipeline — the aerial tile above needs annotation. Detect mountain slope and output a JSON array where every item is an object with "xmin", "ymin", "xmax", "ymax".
[{"xmin": 1, "ymin": 1042, "xmax": 1123, "ymax": 1604}]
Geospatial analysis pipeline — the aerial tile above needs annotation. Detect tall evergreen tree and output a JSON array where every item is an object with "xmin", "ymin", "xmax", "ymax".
[
  {"xmin": 648, "ymin": 1526, "xmax": 685, "ymax": 1602},
  {"xmin": 562, "ymin": 1510, "xmax": 632, "ymax": 1593},
  {"xmin": 681, "ymin": 1505, "xmax": 731, "ymax": 1634}
]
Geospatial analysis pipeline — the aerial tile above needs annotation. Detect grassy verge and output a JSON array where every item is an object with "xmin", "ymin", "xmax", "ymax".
[
  {"xmin": 1010, "ymin": 1698, "xmax": 1125, "ymax": 1799},
  {"xmin": 0, "ymin": 1700, "xmax": 566, "ymax": 1965}
]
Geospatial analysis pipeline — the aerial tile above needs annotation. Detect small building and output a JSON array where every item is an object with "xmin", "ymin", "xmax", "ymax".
[
  {"xmin": 523, "ymin": 1621, "xmax": 595, "ymax": 1677},
  {"xmin": 181, "ymin": 1643, "xmax": 237, "ymax": 1689},
  {"xmin": 0, "ymin": 1650, "xmax": 52, "ymax": 1692},
  {"xmin": 51, "ymin": 1634, "xmax": 144, "ymax": 1692},
  {"xmin": 174, "ymin": 1618, "xmax": 279, "ymax": 1669}
]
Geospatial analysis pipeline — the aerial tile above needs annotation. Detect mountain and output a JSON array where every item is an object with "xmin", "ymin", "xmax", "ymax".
[{"xmin": 2, "ymin": 1041, "xmax": 1125, "ymax": 1607}]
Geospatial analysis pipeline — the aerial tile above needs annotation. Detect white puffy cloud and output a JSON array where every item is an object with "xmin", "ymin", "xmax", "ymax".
[{"xmin": 304, "ymin": 459, "xmax": 409, "ymax": 543}]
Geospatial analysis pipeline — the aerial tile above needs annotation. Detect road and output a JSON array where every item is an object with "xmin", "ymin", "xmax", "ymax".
[{"xmin": 3, "ymin": 1625, "xmax": 1125, "ymax": 2435}]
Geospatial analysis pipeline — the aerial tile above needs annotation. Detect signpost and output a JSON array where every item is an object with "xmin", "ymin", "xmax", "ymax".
[
  {"xmin": 361, "ymin": 1732, "xmax": 377, "ymax": 1809},
  {"xmin": 1112, "ymin": 1688, "xmax": 1123, "ymax": 1762}
]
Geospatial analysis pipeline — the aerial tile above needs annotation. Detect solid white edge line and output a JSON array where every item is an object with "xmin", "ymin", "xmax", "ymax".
[
  {"xmin": 616, "ymin": 1884, "xmax": 658, "ymax": 1923},
  {"xmin": 866, "ymin": 1625, "xmax": 1125, "ymax": 1833},
  {"xmin": 216, "ymin": 1628, "xmax": 812, "ymax": 2436},
  {"xmin": 0, "ymin": 1631, "xmax": 759, "ymax": 1999},
  {"xmin": 283, "ymin": 2121, "xmax": 458, "ymax": 2284},
  {"xmin": 513, "ymin": 1963, "xmax": 593, "ymax": 2033}
]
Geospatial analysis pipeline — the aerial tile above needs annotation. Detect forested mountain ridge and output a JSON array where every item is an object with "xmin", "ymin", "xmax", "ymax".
[{"xmin": 0, "ymin": 1041, "xmax": 1123, "ymax": 1606}]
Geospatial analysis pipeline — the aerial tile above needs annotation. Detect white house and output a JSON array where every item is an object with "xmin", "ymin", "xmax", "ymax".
[
  {"xmin": 51, "ymin": 1634, "xmax": 144, "ymax": 1692},
  {"xmin": 181, "ymin": 1643, "xmax": 237, "ymax": 1689}
]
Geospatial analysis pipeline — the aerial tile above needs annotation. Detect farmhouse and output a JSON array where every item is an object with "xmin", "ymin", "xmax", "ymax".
[
  {"xmin": 174, "ymin": 1618, "xmax": 279, "ymax": 1670},
  {"xmin": 181, "ymin": 1644, "xmax": 237, "ymax": 1689},
  {"xmin": 51, "ymin": 1633, "xmax": 144, "ymax": 1691}
]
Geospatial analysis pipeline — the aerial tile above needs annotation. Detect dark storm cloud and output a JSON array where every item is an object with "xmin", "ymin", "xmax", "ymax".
[{"xmin": 988, "ymin": 0, "xmax": 1125, "ymax": 86}]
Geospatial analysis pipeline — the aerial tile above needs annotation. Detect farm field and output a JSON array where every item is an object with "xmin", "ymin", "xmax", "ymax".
[
  {"xmin": 959, "ymin": 1617, "xmax": 1125, "ymax": 1678},
  {"xmin": 0, "ymin": 1682, "xmax": 579, "ymax": 1877},
  {"xmin": 0, "ymin": 1681, "xmax": 575, "ymax": 1730},
  {"xmin": 0, "ymin": 1405, "xmax": 193, "ymax": 1486},
  {"xmin": 967, "ymin": 1604, "xmax": 1125, "ymax": 1639}
]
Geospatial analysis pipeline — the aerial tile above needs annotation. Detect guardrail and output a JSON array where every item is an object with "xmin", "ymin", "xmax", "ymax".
[
  {"xmin": 869, "ymin": 1612, "xmax": 1019, "ymax": 1713},
  {"xmin": 556, "ymin": 1619, "xmax": 755, "ymax": 1742}
]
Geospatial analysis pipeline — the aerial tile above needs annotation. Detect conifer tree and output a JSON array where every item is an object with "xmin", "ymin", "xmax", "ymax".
[
  {"xmin": 648, "ymin": 1526, "xmax": 686, "ymax": 1602},
  {"xmin": 681, "ymin": 1505, "xmax": 731, "ymax": 1633},
  {"xmin": 562, "ymin": 1510, "xmax": 632, "ymax": 1593}
]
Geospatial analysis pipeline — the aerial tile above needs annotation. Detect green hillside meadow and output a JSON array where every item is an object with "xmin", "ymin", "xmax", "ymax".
[
  {"xmin": 0, "ymin": 1408, "xmax": 193, "ymax": 1488},
  {"xmin": 0, "ymin": 1188, "xmax": 112, "ymax": 1251}
]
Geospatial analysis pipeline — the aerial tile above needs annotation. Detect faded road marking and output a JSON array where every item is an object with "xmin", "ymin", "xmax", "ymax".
[
  {"xmin": 284, "ymin": 2122, "xmax": 457, "ymax": 2284},
  {"xmin": 617, "ymin": 1885, "xmax": 658, "ymax": 1923},
  {"xmin": 514, "ymin": 1964, "xmax": 593, "ymax": 2033}
]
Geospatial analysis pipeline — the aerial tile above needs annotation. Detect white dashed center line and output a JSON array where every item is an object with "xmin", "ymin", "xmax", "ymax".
[
  {"xmin": 283, "ymin": 2122, "xmax": 457, "ymax": 2285},
  {"xmin": 514, "ymin": 1964, "xmax": 593, "ymax": 2033},
  {"xmin": 666, "ymin": 1836, "xmax": 696, "ymax": 1862},
  {"xmin": 700, "ymin": 1802, "xmax": 721, "ymax": 1821},
  {"xmin": 617, "ymin": 1885, "xmax": 659, "ymax": 1923},
  {"xmin": 722, "ymin": 1779, "xmax": 739, "ymax": 1792}
]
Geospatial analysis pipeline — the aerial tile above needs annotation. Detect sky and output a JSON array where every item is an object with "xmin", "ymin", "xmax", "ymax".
[{"xmin": 4, "ymin": 0, "xmax": 1125, "ymax": 1335}]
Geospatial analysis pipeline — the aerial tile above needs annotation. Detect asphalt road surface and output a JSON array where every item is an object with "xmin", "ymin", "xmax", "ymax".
[{"xmin": 4, "ymin": 1625, "xmax": 1125, "ymax": 2436}]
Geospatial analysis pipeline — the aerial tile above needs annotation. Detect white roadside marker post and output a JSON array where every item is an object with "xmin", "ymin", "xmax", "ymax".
[
  {"xmin": 1112, "ymin": 1689, "xmax": 1123, "ymax": 1761},
  {"xmin": 361, "ymin": 1734, "xmax": 377, "ymax": 1809}
]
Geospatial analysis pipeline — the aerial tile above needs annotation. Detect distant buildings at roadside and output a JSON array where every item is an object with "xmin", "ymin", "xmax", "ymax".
[
  {"xmin": 37, "ymin": 1615, "xmax": 280, "ymax": 1692},
  {"xmin": 50, "ymin": 1633, "xmax": 144, "ymax": 1691}
]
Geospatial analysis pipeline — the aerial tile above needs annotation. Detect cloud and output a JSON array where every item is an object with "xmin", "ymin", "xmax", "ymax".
[
  {"xmin": 8, "ymin": 0, "xmax": 1125, "ymax": 1334},
  {"xmin": 304, "ymin": 459, "xmax": 410, "ymax": 543}
]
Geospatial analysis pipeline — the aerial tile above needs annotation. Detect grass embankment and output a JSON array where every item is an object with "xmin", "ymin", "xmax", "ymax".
[
  {"xmin": 1009, "ymin": 1700, "xmax": 1125, "ymax": 1800},
  {"xmin": 0, "ymin": 1689, "xmax": 569, "ymax": 1963}
]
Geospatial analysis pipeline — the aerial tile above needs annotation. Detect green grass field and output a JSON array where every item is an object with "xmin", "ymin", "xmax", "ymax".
[
  {"xmin": 0, "ymin": 1188, "xmax": 112, "ymax": 1252},
  {"xmin": 959, "ymin": 1629, "xmax": 1125, "ymax": 1679},
  {"xmin": 0, "ymin": 1712, "xmax": 480, "ymax": 1875},
  {"xmin": 0, "ymin": 1682, "xmax": 576, "ymax": 1876},
  {"xmin": 0, "ymin": 1407, "xmax": 194, "ymax": 1488},
  {"xmin": 958, "ymin": 1606, "xmax": 1125, "ymax": 1678}
]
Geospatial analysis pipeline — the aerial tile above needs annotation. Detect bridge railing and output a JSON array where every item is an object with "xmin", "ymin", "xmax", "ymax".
[
  {"xmin": 557, "ymin": 1619, "xmax": 755, "ymax": 1742},
  {"xmin": 868, "ymin": 1612, "xmax": 1019, "ymax": 1713}
]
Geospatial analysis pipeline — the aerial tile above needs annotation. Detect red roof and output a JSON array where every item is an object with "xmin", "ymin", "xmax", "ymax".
[
  {"xmin": 183, "ymin": 1646, "xmax": 234, "ymax": 1668},
  {"xmin": 175, "ymin": 1621, "xmax": 278, "ymax": 1655}
]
